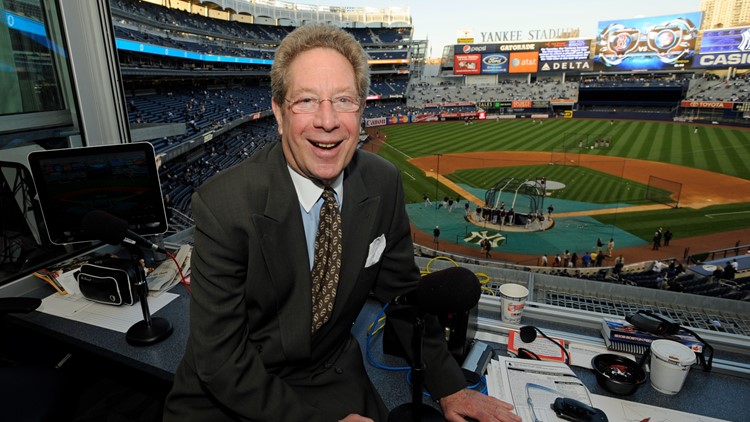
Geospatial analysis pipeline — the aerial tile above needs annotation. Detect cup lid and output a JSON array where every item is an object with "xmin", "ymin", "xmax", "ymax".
[{"xmin": 651, "ymin": 339, "xmax": 696, "ymax": 365}]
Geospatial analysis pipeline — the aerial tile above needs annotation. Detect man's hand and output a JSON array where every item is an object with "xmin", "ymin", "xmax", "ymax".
[
  {"xmin": 339, "ymin": 414, "xmax": 373, "ymax": 422},
  {"xmin": 439, "ymin": 389, "xmax": 522, "ymax": 422}
]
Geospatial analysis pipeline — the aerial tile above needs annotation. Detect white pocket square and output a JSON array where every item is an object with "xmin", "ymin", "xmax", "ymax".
[{"xmin": 365, "ymin": 234, "xmax": 386, "ymax": 268}]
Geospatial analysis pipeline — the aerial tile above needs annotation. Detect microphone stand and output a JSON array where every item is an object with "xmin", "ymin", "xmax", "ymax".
[
  {"xmin": 126, "ymin": 261, "xmax": 173, "ymax": 346},
  {"xmin": 388, "ymin": 312, "xmax": 445, "ymax": 422}
]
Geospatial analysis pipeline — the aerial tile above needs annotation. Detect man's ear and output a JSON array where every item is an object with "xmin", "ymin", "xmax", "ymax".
[{"xmin": 271, "ymin": 99, "xmax": 284, "ymax": 136}]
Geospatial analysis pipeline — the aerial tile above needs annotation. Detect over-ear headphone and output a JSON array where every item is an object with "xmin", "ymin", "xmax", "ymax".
[
  {"xmin": 627, "ymin": 310, "xmax": 714, "ymax": 372},
  {"xmin": 626, "ymin": 310, "xmax": 679, "ymax": 335}
]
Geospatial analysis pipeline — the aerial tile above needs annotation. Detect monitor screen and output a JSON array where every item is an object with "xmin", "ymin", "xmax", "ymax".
[{"xmin": 27, "ymin": 143, "xmax": 167, "ymax": 245}]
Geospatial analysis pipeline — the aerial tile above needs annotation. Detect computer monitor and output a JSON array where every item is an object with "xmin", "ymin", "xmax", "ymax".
[{"xmin": 27, "ymin": 143, "xmax": 168, "ymax": 246}]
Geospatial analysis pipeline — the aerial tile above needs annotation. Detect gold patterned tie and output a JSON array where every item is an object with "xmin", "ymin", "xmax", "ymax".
[{"xmin": 311, "ymin": 187, "xmax": 342, "ymax": 334}]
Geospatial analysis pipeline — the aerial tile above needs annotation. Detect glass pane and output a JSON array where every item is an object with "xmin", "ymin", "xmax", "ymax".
[{"xmin": 0, "ymin": 0, "xmax": 65, "ymax": 115}]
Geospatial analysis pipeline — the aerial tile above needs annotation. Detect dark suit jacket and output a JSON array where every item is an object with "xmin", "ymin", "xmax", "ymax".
[{"xmin": 164, "ymin": 142, "xmax": 464, "ymax": 421}]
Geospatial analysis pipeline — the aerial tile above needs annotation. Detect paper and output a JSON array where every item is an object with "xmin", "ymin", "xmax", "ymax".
[
  {"xmin": 507, "ymin": 329, "xmax": 566, "ymax": 362},
  {"xmin": 590, "ymin": 394, "xmax": 729, "ymax": 422},
  {"xmin": 487, "ymin": 356, "xmax": 592, "ymax": 422},
  {"xmin": 487, "ymin": 355, "xmax": 729, "ymax": 422},
  {"xmin": 38, "ymin": 291, "xmax": 178, "ymax": 333},
  {"xmin": 148, "ymin": 244, "xmax": 191, "ymax": 293}
]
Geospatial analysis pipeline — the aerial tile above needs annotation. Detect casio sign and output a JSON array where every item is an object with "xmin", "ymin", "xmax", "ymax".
[
  {"xmin": 699, "ymin": 53, "xmax": 750, "ymax": 66},
  {"xmin": 483, "ymin": 55, "xmax": 507, "ymax": 65},
  {"xmin": 462, "ymin": 45, "xmax": 487, "ymax": 53}
]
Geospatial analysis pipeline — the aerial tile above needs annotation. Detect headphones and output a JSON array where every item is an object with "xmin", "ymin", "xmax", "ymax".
[{"xmin": 628, "ymin": 310, "xmax": 713, "ymax": 372}]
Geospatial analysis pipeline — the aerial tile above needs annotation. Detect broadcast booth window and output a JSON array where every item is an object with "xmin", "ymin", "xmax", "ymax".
[{"xmin": 27, "ymin": 143, "xmax": 168, "ymax": 247}]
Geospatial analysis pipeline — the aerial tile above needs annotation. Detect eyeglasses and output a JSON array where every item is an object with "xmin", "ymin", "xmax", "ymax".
[{"xmin": 285, "ymin": 96, "xmax": 361, "ymax": 114}]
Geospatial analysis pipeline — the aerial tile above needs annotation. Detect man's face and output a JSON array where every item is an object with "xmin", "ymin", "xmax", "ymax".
[{"xmin": 272, "ymin": 47, "xmax": 362, "ymax": 186}]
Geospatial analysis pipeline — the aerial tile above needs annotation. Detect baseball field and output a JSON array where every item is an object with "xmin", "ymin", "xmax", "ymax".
[{"xmin": 366, "ymin": 118, "xmax": 750, "ymax": 255}]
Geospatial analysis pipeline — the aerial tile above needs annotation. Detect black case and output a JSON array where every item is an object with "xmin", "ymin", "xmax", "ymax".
[{"xmin": 77, "ymin": 257, "xmax": 141, "ymax": 306}]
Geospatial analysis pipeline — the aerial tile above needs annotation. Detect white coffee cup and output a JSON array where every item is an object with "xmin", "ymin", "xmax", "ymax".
[
  {"xmin": 649, "ymin": 339, "xmax": 696, "ymax": 395},
  {"xmin": 498, "ymin": 283, "xmax": 529, "ymax": 324}
]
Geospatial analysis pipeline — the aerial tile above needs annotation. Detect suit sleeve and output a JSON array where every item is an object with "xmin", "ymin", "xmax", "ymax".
[
  {"xmin": 187, "ymin": 192, "xmax": 327, "ymax": 422},
  {"xmin": 370, "ymin": 169, "xmax": 466, "ymax": 401}
]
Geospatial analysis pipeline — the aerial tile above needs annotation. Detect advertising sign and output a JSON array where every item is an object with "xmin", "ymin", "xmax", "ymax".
[
  {"xmin": 509, "ymin": 52, "xmax": 539, "ymax": 73},
  {"xmin": 539, "ymin": 60, "xmax": 593, "ymax": 72},
  {"xmin": 477, "ymin": 101, "xmax": 513, "ymax": 109},
  {"xmin": 512, "ymin": 100, "xmax": 532, "ymax": 108},
  {"xmin": 696, "ymin": 26, "xmax": 750, "ymax": 68},
  {"xmin": 454, "ymin": 54, "xmax": 482, "ymax": 75},
  {"xmin": 594, "ymin": 12, "xmax": 702, "ymax": 71},
  {"xmin": 481, "ymin": 53, "xmax": 509, "ymax": 73},
  {"xmin": 539, "ymin": 39, "xmax": 591, "ymax": 61},
  {"xmin": 680, "ymin": 101, "xmax": 734, "ymax": 109}
]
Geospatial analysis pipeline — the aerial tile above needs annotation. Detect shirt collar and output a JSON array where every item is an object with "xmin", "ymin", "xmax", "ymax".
[{"xmin": 287, "ymin": 165, "xmax": 344, "ymax": 213}]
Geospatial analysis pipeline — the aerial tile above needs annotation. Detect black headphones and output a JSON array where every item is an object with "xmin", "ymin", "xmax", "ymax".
[{"xmin": 629, "ymin": 310, "xmax": 713, "ymax": 372}]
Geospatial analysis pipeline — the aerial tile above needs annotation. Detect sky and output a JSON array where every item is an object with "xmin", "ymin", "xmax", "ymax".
[{"xmin": 324, "ymin": 0, "xmax": 702, "ymax": 57}]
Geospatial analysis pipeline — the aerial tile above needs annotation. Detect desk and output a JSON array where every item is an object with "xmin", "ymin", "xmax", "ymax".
[
  {"xmin": 2, "ymin": 277, "xmax": 748, "ymax": 421},
  {"xmin": 2, "ymin": 278, "xmax": 190, "ymax": 382}
]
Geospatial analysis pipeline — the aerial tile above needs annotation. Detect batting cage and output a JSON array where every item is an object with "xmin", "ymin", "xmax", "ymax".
[{"xmin": 483, "ymin": 177, "xmax": 546, "ymax": 215}]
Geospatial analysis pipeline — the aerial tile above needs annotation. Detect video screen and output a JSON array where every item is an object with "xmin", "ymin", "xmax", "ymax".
[
  {"xmin": 594, "ymin": 12, "xmax": 702, "ymax": 71},
  {"xmin": 27, "ymin": 143, "xmax": 167, "ymax": 245},
  {"xmin": 696, "ymin": 26, "xmax": 750, "ymax": 68}
]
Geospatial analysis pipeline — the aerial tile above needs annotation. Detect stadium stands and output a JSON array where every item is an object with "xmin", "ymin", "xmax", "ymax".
[
  {"xmin": 408, "ymin": 78, "xmax": 579, "ymax": 105},
  {"xmin": 107, "ymin": 0, "xmax": 750, "ymax": 305}
]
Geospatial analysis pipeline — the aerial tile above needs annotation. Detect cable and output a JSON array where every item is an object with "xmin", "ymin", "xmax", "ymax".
[
  {"xmin": 423, "ymin": 256, "xmax": 492, "ymax": 294},
  {"xmin": 166, "ymin": 251, "xmax": 191, "ymax": 294},
  {"xmin": 365, "ymin": 302, "xmax": 410, "ymax": 371}
]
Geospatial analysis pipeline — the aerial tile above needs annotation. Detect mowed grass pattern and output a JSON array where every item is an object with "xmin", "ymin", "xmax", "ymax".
[
  {"xmin": 374, "ymin": 119, "xmax": 750, "ymax": 240},
  {"xmin": 451, "ymin": 165, "xmax": 656, "ymax": 205},
  {"xmin": 379, "ymin": 119, "xmax": 750, "ymax": 179}
]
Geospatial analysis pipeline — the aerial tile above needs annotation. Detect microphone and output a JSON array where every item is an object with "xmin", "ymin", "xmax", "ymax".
[
  {"xmin": 394, "ymin": 267, "xmax": 481, "ymax": 315},
  {"xmin": 81, "ymin": 209, "xmax": 173, "ymax": 346},
  {"xmin": 83, "ymin": 209, "xmax": 166, "ymax": 253}
]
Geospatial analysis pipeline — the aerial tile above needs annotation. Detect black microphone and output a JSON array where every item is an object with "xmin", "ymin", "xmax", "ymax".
[
  {"xmin": 83, "ymin": 210, "xmax": 166, "ymax": 253},
  {"xmin": 394, "ymin": 267, "xmax": 481, "ymax": 315}
]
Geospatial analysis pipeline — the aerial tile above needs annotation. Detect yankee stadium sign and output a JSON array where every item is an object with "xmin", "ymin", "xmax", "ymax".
[{"xmin": 480, "ymin": 28, "xmax": 579, "ymax": 42}]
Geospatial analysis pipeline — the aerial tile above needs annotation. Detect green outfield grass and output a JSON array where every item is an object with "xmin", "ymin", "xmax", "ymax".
[
  {"xmin": 374, "ymin": 119, "xmax": 750, "ymax": 241},
  {"xmin": 451, "ymin": 165, "xmax": 658, "ymax": 204}
]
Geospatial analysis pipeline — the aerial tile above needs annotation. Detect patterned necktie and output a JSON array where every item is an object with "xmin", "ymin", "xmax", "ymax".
[{"xmin": 311, "ymin": 187, "xmax": 342, "ymax": 334}]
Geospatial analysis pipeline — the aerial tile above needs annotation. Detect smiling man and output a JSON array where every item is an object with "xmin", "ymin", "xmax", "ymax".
[{"xmin": 164, "ymin": 24, "xmax": 519, "ymax": 422}]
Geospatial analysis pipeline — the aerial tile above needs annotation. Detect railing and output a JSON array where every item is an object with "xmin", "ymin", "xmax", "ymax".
[{"xmin": 685, "ymin": 242, "xmax": 750, "ymax": 265}]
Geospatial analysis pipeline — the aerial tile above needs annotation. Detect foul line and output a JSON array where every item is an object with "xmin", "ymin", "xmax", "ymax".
[{"xmin": 378, "ymin": 141, "xmax": 412, "ymax": 159}]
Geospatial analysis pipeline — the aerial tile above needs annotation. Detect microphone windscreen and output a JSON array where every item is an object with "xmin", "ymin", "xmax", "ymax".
[
  {"xmin": 417, "ymin": 267, "xmax": 481, "ymax": 314},
  {"xmin": 83, "ymin": 209, "xmax": 128, "ymax": 245},
  {"xmin": 520, "ymin": 325, "xmax": 538, "ymax": 343}
]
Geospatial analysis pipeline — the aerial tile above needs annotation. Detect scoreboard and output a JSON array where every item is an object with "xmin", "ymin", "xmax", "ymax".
[
  {"xmin": 453, "ymin": 40, "xmax": 592, "ymax": 75},
  {"xmin": 593, "ymin": 12, "xmax": 702, "ymax": 71}
]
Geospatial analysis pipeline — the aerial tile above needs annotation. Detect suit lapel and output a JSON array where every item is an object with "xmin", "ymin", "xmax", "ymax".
[
  {"xmin": 254, "ymin": 146, "xmax": 312, "ymax": 360},
  {"xmin": 335, "ymin": 160, "xmax": 380, "ymax": 317}
]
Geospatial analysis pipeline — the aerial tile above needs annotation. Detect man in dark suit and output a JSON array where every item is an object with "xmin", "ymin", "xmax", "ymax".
[{"xmin": 164, "ymin": 24, "xmax": 519, "ymax": 422}]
